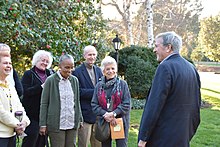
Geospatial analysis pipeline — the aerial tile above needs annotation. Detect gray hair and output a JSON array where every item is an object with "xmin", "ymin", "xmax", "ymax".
[
  {"xmin": 100, "ymin": 56, "xmax": 117, "ymax": 72},
  {"xmin": 59, "ymin": 54, "xmax": 74, "ymax": 64},
  {"xmin": 83, "ymin": 45, "xmax": 97, "ymax": 55},
  {"xmin": 0, "ymin": 43, "xmax": 11, "ymax": 52},
  {"xmin": 32, "ymin": 50, "xmax": 53, "ymax": 68},
  {"xmin": 155, "ymin": 31, "xmax": 182, "ymax": 53}
]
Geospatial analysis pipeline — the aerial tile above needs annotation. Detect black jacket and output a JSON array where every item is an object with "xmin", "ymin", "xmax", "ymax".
[{"xmin": 21, "ymin": 67, "xmax": 53, "ymax": 122}]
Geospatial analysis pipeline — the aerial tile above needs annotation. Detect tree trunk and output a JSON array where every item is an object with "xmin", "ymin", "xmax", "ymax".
[{"xmin": 146, "ymin": 0, "xmax": 154, "ymax": 48}]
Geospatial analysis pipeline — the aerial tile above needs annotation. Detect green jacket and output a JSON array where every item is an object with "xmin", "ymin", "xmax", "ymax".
[{"xmin": 39, "ymin": 73, "xmax": 83, "ymax": 132}]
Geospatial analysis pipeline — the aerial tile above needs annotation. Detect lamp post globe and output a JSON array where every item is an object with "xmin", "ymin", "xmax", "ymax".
[
  {"xmin": 112, "ymin": 35, "xmax": 121, "ymax": 65},
  {"xmin": 112, "ymin": 35, "xmax": 121, "ymax": 51}
]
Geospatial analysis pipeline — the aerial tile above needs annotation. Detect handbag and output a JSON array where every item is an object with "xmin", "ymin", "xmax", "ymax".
[{"xmin": 95, "ymin": 116, "xmax": 110, "ymax": 142}]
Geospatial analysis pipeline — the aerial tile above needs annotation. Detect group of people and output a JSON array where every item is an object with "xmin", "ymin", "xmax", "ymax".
[{"xmin": 0, "ymin": 31, "xmax": 201, "ymax": 147}]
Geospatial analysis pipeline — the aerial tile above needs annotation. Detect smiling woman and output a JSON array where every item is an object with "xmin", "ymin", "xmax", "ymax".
[{"xmin": 0, "ymin": 55, "xmax": 30, "ymax": 147}]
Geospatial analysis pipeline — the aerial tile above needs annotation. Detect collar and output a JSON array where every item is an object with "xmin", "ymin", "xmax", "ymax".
[
  {"xmin": 0, "ymin": 80, "xmax": 9, "ymax": 88},
  {"xmin": 57, "ymin": 70, "xmax": 69, "ymax": 81},
  {"xmin": 160, "ymin": 53, "xmax": 178, "ymax": 64},
  {"xmin": 84, "ymin": 62, "xmax": 94, "ymax": 69}
]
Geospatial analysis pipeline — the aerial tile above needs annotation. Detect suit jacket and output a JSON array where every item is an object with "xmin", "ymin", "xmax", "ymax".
[
  {"xmin": 138, "ymin": 54, "xmax": 201, "ymax": 147},
  {"xmin": 72, "ymin": 63, "xmax": 103, "ymax": 124}
]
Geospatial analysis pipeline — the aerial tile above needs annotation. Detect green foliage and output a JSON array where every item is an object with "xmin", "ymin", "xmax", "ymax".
[
  {"xmin": 198, "ymin": 14, "xmax": 220, "ymax": 62},
  {"xmin": 131, "ymin": 98, "xmax": 146, "ymax": 109},
  {"xmin": 111, "ymin": 45, "xmax": 158, "ymax": 98},
  {"xmin": 0, "ymin": 0, "xmax": 107, "ymax": 75}
]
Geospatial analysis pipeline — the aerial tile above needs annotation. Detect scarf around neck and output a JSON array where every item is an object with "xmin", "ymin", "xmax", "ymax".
[{"xmin": 98, "ymin": 76, "xmax": 122, "ymax": 111}]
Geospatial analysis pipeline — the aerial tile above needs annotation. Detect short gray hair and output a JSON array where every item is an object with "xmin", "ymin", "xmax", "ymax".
[
  {"xmin": 32, "ymin": 50, "xmax": 53, "ymax": 68},
  {"xmin": 83, "ymin": 45, "xmax": 97, "ymax": 55},
  {"xmin": 0, "ymin": 43, "xmax": 11, "ymax": 52},
  {"xmin": 59, "ymin": 54, "xmax": 74, "ymax": 64},
  {"xmin": 100, "ymin": 56, "xmax": 117, "ymax": 72},
  {"xmin": 155, "ymin": 31, "xmax": 182, "ymax": 53}
]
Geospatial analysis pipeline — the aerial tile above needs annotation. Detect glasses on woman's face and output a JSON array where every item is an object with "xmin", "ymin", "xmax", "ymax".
[{"xmin": 40, "ymin": 59, "xmax": 49, "ymax": 64}]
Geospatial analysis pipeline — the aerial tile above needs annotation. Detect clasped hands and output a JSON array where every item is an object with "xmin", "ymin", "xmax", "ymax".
[
  {"xmin": 103, "ymin": 112, "xmax": 117, "ymax": 126},
  {"xmin": 15, "ymin": 121, "xmax": 27, "ymax": 135}
]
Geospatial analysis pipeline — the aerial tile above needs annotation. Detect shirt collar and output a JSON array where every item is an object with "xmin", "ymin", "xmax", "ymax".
[
  {"xmin": 57, "ymin": 70, "xmax": 69, "ymax": 81},
  {"xmin": 160, "ymin": 53, "xmax": 178, "ymax": 64}
]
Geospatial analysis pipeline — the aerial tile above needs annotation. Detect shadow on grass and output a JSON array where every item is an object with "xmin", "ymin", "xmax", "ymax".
[{"xmin": 201, "ymin": 88, "xmax": 220, "ymax": 95}]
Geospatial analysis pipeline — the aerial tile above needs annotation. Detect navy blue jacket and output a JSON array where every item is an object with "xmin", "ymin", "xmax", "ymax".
[
  {"xmin": 72, "ymin": 63, "xmax": 103, "ymax": 124},
  {"xmin": 138, "ymin": 54, "xmax": 201, "ymax": 147}
]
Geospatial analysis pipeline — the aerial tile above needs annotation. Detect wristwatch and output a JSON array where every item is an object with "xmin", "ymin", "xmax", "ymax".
[{"xmin": 113, "ymin": 111, "xmax": 117, "ymax": 117}]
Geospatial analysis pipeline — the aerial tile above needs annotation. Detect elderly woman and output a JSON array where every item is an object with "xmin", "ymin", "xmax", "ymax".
[
  {"xmin": 21, "ymin": 50, "xmax": 53, "ymax": 147},
  {"xmin": 91, "ymin": 56, "xmax": 131, "ymax": 147},
  {"xmin": 0, "ymin": 55, "xmax": 30, "ymax": 147},
  {"xmin": 0, "ymin": 43, "xmax": 23, "ymax": 97},
  {"xmin": 39, "ymin": 54, "xmax": 83, "ymax": 147}
]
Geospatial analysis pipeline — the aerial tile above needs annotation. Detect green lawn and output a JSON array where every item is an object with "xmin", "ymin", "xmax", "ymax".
[
  {"xmin": 127, "ymin": 72, "xmax": 220, "ymax": 147},
  {"xmin": 128, "ymin": 108, "xmax": 220, "ymax": 147},
  {"xmin": 17, "ymin": 73, "xmax": 220, "ymax": 147}
]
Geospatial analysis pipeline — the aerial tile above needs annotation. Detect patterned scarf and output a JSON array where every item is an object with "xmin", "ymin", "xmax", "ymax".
[{"xmin": 97, "ymin": 76, "xmax": 122, "ymax": 111}]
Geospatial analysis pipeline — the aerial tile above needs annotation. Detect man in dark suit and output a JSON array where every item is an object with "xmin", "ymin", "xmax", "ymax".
[
  {"xmin": 138, "ymin": 31, "xmax": 201, "ymax": 147},
  {"xmin": 72, "ymin": 45, "xmax": 102, "ymax": 147}
]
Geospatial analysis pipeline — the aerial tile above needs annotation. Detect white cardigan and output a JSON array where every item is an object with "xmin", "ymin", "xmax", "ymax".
[{"xmin": 0, "ymin": 84, "xmax": 30, "ymax": 137}]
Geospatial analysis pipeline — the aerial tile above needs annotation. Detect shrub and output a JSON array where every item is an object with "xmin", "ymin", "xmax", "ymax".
[
  {"xmin": 110, "ymin": 45, "xmax": 158, "ymax": 98},
  {"xmin": 131, "ymin": 98, "xmax": 146, "ymax": 109}
]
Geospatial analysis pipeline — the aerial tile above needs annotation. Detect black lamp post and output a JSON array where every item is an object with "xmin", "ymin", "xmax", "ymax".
[
  {"xmin": 92, "ymin": 38, "xmax": 97, "ymax": 47},
  {"xmin": 112, "ymin": 35, "xmax": 121, "ymax": 65}
]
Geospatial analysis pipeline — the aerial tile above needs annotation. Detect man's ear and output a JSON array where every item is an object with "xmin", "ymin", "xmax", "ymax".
[{"xmin": 166, "ymin": 44, "xmax": 172, "ymax": 52}]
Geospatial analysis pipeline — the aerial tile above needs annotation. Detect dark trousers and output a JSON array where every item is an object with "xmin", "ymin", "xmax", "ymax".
[
  {"xmin": 22, "ymin": 120, "xmax": 48, "ymax": 147},
  {"xmin": 0, "ymin": 135, "xmax": 16, "ymax": 147},
  {"xmin": 22, "ymin": 134, "xmax": 48, "ymax": 147},
  {"xmin": 102, "ymin": 137, "xmax": 127, "ymax": 147}
]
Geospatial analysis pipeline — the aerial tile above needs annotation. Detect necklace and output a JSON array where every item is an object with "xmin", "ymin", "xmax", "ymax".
[{"xmin": 1, "ymin": 86, "xmax": 12, "ymax": 112}]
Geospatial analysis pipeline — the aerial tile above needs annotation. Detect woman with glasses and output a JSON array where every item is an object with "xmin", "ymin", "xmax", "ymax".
[{"xmin": 21, "ymin": 50, "xmax": 54, "ymax": 147}]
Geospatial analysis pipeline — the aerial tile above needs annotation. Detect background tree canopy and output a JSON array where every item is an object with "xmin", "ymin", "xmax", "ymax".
[
  {"xmin": 197, "ymin": 14, "xmax": 220, "ymax": 62},
  {"xmin": 0, "ymin": 0, "xmax": 109, "ymax": 75}
]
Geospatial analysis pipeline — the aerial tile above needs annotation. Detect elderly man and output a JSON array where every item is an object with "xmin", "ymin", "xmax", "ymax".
[
  {"xmin": 138, "ymin": 31, "xmax": 201, "ymax": 147},
  {"xmin": 72, "ymin": 45, "xmax": 102, "ymax": 147}
]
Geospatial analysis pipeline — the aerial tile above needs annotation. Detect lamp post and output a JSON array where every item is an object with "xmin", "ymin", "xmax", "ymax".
[
  {"xmin": 112, "ymin": 35, "xmax": 121, "ymax": 66},
  {"xmin": 92, "ymin": 38, "xmax": 97, "ymax": 47}
]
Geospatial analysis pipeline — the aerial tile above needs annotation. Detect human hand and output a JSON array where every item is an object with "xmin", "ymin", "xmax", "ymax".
[
  {"xmin": 39, "ymin": 127, "xmax": 47, "ymax": 136},
  {"xmin": 15, "ymin": 123, "xmax": 24, "ymax": 135},
  {"xmin": 138, "ymin": 140, "xmax": 147, "ymax": 147},
  {"xmin": 110, "ymin": 118, "xmax": 117, "ymax": 126},
  {"xmin": 79, "ymin": 122, "xmax": 84, "ymax": 129},
  {"xmin": 103, "ymin": 112, "xmax": 114, "ymax": 122},
  {"xmin": 41, "ymin": 83, "xmax": 45, "ymax": 88}
]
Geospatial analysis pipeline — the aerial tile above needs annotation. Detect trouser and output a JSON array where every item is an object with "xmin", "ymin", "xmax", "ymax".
[
  {"xmin": 0, "ymin": 135, "xmax": 16, "ymax": 147},
  {"xmin": 102, "ymin": 137, "xmax": 128, "ymax": 147},
  {"xmin": 78, "ymin": 122, "xmax": 101, "ymax": 147},
  {"xmin": 48, "ymin": 129, "xmax": 77, "ymax": 147},
  {"xmin": 22, "ymin": 134, "xmax": 48, "ymax": 147},
  {"xmin": 22, "ymin": 120, "xmax": 48, "ymax": 147}
]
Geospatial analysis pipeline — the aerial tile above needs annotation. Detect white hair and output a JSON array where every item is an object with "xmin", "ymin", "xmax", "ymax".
[
  {"xmin": 83, "ymin": 45, "xmax": 97, "ymax": 55},
  {"xmin": 100, "ymin": 56, "xmax": 117, "ymax": 72},
  {"xmin": 32, "ymin": 50, "xmax": 53, "ymax": 68}
]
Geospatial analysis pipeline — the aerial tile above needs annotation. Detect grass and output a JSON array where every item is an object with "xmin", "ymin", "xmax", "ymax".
[
  {"xmin": 128, "ymin": 108, "xmax": 220, "ymax": 147},
  {"xmin": 127, "ymin": 72, "xmax": 220, "ymax": 147},
  {"xmin": 17, "ymin": 72, "xmax": 220, "ymax": 147}
]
